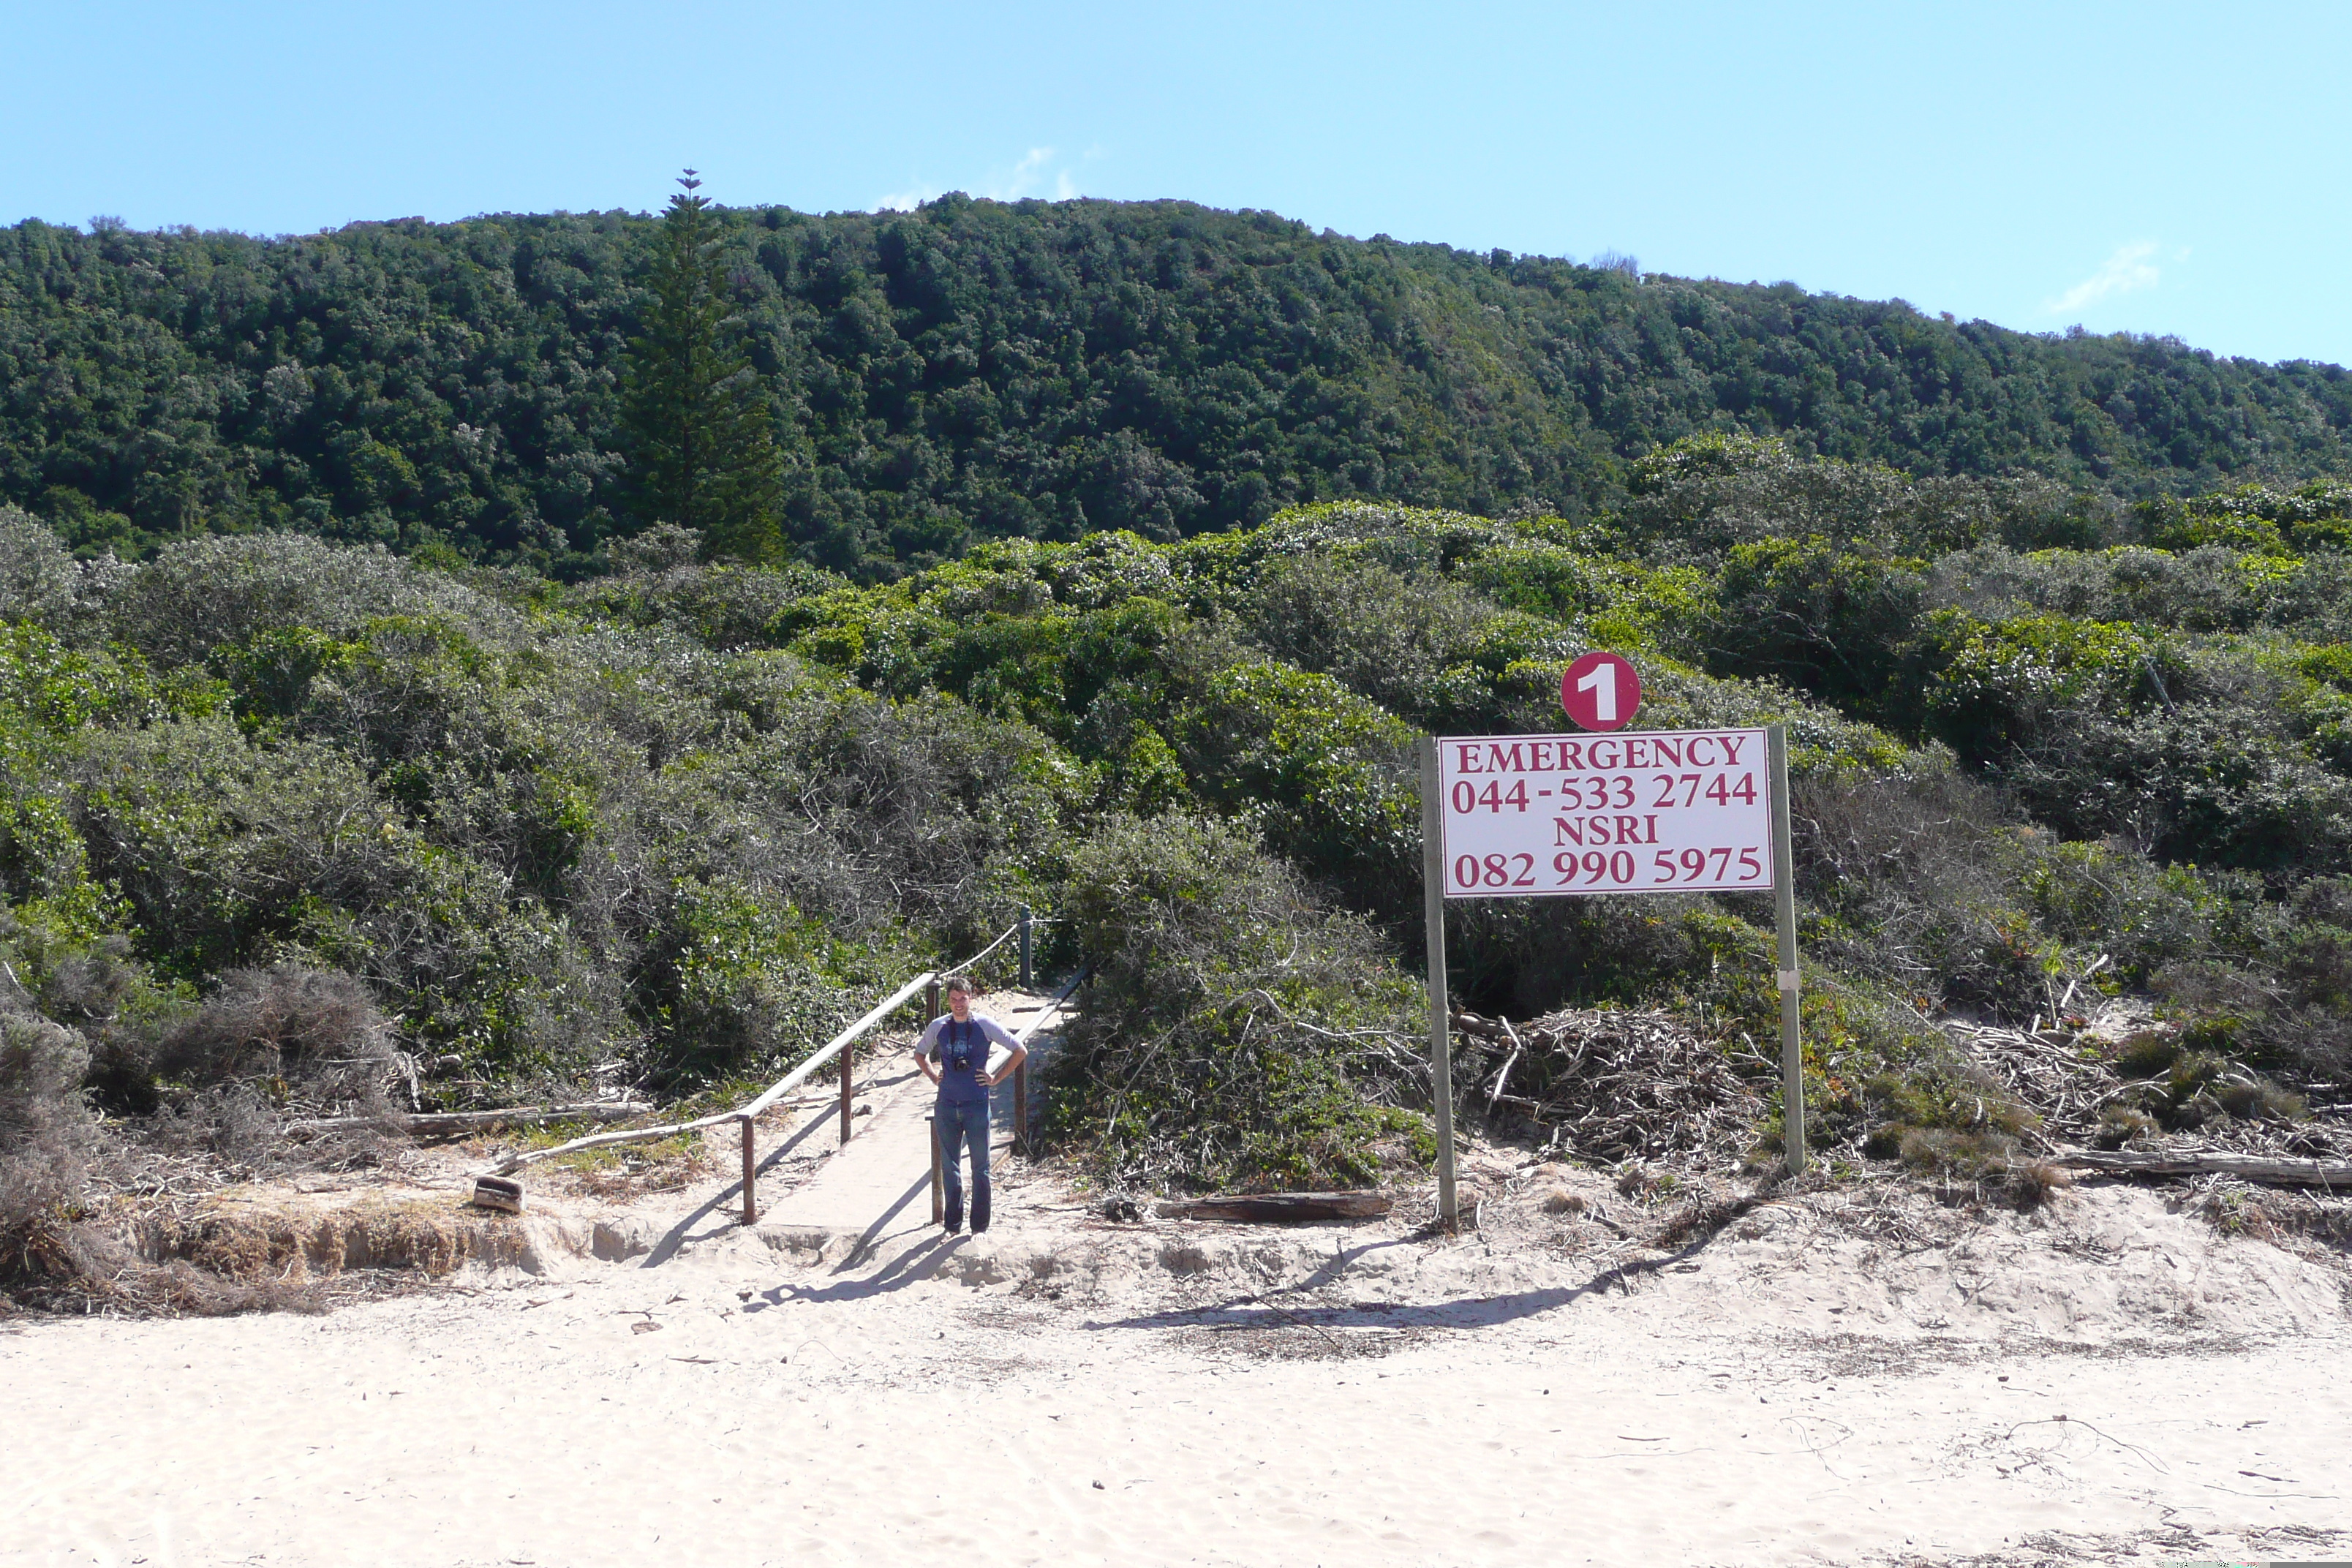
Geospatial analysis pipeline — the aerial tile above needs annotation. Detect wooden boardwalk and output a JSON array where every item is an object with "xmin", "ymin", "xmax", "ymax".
[{"xmin": 755, "ymin": 990, "xmax": 1066, "ymax": 1248}]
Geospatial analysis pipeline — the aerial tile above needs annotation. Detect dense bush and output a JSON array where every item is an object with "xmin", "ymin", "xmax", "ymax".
[
  {"xmin": 1044, "ymin": 813, "xmax": 1425, "ymax": 1189},
  {"xmin": 0, "ymin": 505, "xmax": 103, "ymax": 635},
  {"xmin": 0, "ymin": 1011, "xmax": 91, "ymax": 1229},
  {"xmin": 1, "ymin": 438, "xmax": 2349, "ymax": 1219},
  {"xmin": 7, "ymin": 203, "xmax": 2351, "ymax": 580}
]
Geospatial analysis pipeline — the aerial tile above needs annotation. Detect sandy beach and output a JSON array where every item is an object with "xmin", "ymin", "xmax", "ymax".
[{"xmin": 7, "ymin": 1059, "xmax": 2350, "ymax": 1568}]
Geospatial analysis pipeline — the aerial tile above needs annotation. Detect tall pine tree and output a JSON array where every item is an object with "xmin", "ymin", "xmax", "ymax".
[{"xmin": 619, "ymin": 171, "xmax": 787, "ymax": 563}]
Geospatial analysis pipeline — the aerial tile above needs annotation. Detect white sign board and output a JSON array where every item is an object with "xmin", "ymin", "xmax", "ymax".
[{"xmin": 1436, "ymin": 728, "xmax": 1774, "ymax": 897}]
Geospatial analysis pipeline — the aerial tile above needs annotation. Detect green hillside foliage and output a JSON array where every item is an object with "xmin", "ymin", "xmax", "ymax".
[
  {"xmin": 1, "ymin": 431, "xmax": 2346, "ymax": 1203},
  {"xmin": 4, "ymin": 202, "xmax": 2350, "ymax": 581}
]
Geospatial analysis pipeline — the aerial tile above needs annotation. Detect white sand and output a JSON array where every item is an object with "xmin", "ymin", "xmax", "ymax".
[{"xmin": 7, "ymin": 1041, "xmax": 2349, "ymax": 1567}]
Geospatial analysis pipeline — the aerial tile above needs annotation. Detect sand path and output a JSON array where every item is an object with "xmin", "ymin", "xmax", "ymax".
[
  {"xmin": 6, "ymin": 996, "xmax": 2350, "ymax": 1566},
  {"xmin": 6, "ymin": 1229, "xmax": 2345, "ymax": 1568}
]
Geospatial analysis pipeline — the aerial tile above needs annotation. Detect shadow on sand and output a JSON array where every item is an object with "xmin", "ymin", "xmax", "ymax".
[
  {"xmin": 1082, "ymin": 1228, "xmax": 1727, "ymax": 1336},
  {"xmin": 638, "ymin": 1086, "xmax": 890, "ymax": 1269}
]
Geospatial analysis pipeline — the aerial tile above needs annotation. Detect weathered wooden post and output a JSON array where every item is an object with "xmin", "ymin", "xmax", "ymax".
[
  {"xmin": 927, "ymin": 1112, "xmax": 944, "ymax": 1224},
  {"xmin": 1420, "ymin": 737, "xmax": 1460, "ymax": 1230},
  {"xmin": 1018, "ymin": 905, "xmax": 1033, "ymax": 990},
  {"xmin": 839, "ymin": 1033, "xmax": 854, "ymax": 1145},
  {"xmin": 739, "ymin": 1114, "xmax": 757, "ymax": 1224},
  {"xmin": 1768, "ymin": 723, "xmax": 1806, "ymax": 1177},
  {"xmin": 1014, "ymin": 1060, "xmax": 1029, "ymax": 1156},
  {"xmin": 924, "ymin": 979, "xmax": 940, "ymax": 1025}
]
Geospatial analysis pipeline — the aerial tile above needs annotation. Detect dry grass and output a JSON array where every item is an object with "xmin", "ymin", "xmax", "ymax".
[
  {"xmin": 2197, "ymin": 1183, "xmax": 2352, "ymax": 1252},
  {"xmin": 1, "ymin": 1213, "xmax": 322, "ymax": 1317},
  {"xmin": 156, "ymin": 965, "xmax": 395, "ymax": 1114},
  {"xmin": 2, "ymin": 1191, "xmax": 520, "ymax": 1319}
]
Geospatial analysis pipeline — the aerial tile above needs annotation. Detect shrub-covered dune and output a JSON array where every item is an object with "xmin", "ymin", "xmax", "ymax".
[{"xmin": 1, "ymin": 437, "xmax": 2349, "ymax": 1256}]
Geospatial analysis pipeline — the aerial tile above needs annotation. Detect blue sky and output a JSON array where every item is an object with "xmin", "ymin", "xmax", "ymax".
[{"xmin": 9, "ymin": 1, "xmax": 2348, "ymax": 366}]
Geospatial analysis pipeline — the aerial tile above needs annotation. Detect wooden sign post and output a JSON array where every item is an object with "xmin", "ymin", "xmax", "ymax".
[
  {"xmin": 1768, "ymin": 723, "xmax": 1806, "ymax": 1176},
  {"xmin": 1418, "ymin": 738, "xmax": 1459, "ymax": 1229}
]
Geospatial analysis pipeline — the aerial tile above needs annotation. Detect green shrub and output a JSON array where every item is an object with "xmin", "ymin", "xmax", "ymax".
[
  {"xmin": 1704, "ymin": 535, "xmax": 1925, "ymax": 717},
  {"xmin": 2136, "ymin": 480, "xmax": 2352, "ymax": 556},
  {"xmin": 107, "ymin": 533, "xmax": 519, "ymax": 667},
  {"xmin": 1044, "ymin": 813, "xmax": 1427, "ymax": 1190},
  {"xmin": 1169, "ymin": 660, "xmax": 1419, "ymax": 911},
  {"xmin": 643, "ymin": 878, "xmax": 920, "ymax": 1089},
  {"xmin": 1918, "ymin": 611, "xmax": 2171, "ymax": 759}
]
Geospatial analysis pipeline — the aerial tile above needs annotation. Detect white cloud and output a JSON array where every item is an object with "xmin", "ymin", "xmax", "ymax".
[
  {"xmin": 985, "ymin": 147, "xmax": 1056, "ymax": 201},
  {"xmin": 2045, "ymin": 241, "xmax": 2162, "ymax": 315},
  {"xmin": 874, "ymin": 184, "xmax": 942, "ymax": 213},
  {"xmin": 876, "ymin": 146, "xmax": 1101, "ymax": 214}
]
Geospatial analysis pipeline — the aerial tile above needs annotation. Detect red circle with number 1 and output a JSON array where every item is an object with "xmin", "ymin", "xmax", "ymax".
[{"xmin": 1561, "ymin": 650, "xmax": 1642, "ymax": 732}]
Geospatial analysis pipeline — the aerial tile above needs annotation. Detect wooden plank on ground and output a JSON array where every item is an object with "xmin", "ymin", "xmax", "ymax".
[
  {"xmin": 2056, "ymin": 1149, "xmax": 2352, "ymax": 1186},
  {"xmin": 1154, "ymin": 1191, "xmax": 1393, "ymax": 1223}
]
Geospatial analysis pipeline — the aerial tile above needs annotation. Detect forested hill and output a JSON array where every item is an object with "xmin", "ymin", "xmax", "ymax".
[{"xmin": 6, "ymin": 197, "xmax": 2351, "ymax": 577}]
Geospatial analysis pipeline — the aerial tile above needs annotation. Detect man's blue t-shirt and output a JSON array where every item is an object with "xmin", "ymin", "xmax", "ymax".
[{"xmin": 919, "ymin": 1014, "xmax": 1022, "ymax": 1104}]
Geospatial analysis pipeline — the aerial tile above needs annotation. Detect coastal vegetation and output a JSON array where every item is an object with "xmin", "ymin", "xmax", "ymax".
[
  {"xmin": 1, "ymin": 195, "xmax": 2348, "ymax": 1288},
  {"xmin": 6, "ymin": 198, "xmax": 2350, "ymax": 578},
  {"xmin": 0, "ymin": 431, "xmax": 2345, "ymax": 1228}
]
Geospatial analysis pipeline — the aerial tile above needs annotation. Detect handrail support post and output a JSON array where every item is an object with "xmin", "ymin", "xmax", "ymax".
[
  {"xmin": 928, "ymin": 1113, "xmax": 944, "ymax": 1224},
  {"xmin": 1014, "ymin": 1061, "xmax": 1029, "ymax": 1156},
  {"xmin": 839, "ymin": 1033, "xmax": 854, "ymax": 1145},
  {"xmin": 739, "ymin": 1114, "xmax": 757, "ymax": 1225}
]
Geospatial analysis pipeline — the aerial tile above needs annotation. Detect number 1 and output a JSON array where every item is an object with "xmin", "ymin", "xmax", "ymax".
[{"xmin": 1575, "ymin": 661, "xmax": 1617, "ymax": 722}]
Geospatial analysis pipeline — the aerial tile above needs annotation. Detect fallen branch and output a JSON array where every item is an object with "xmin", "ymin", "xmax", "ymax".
[
  {"xmin": 491, "ymin": 1107, "xmax": 745, "ymax": 1175},
  {"xmin": 2055, "ymin": 1149, "xmax": 2352, "ymax": 1187},
  {"xmin": 287, "ymin": 1103, "xmax": 656, "ymax": 1135}
]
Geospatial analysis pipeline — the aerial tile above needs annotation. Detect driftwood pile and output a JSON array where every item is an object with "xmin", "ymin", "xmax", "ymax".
[
  {"xmin": 1942, "ymin": 1011, "xmax": 2352, "ymax": 1187},
  {"xmin": 1941, "ymin": 1020, "xmax": 2130, "ymax": 1148},
  {"xmin": 1450, "ymin": 1007, "xmax": 1761, "ymax": 1164}
]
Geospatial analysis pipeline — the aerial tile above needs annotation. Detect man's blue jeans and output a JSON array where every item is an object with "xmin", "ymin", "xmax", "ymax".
[{"xmin": 936, "ymin": 1096, "xmax": 991, "ymax": 1232}]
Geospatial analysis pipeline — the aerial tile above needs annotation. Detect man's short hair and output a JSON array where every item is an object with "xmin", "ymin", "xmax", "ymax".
[{"xmin": 941, "ymin": 973, "xmax": 977, "ymax": 997}]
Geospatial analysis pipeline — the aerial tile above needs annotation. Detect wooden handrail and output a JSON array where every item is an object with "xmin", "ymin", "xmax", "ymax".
[
  {"xmin": 490, "ymin": 1104, "xmax": 747, "ymax": 1175},
  {"xmin": 490, "ymin": 969, "xmax": 940, "ymax": 1176},
  {"xmin": 478, "ymin": 924, "xmax": 1068, "ymax": 1227},
  {"xmin": 742, "ymin": 970, "xmax": 938, "ymax": 1117}
]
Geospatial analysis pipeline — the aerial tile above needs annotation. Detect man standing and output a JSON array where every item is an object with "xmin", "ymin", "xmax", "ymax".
[{"xmin": 912, "ymin": 976, "xmax": 1026, "ymax": 1235}]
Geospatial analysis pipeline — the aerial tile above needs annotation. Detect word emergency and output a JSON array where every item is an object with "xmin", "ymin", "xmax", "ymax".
[{"xmin": 1438, "ymin": 728, "xmax": 1775, "ymax": 897}]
